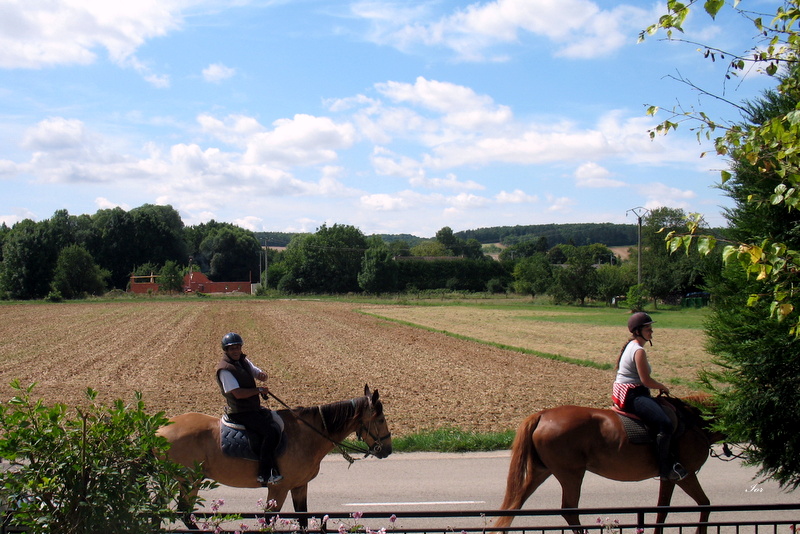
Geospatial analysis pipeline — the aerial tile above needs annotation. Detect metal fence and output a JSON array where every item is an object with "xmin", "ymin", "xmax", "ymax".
[
  {"xmin": 4, "ymin": 504, "xmax": 799, "ymax": 533},
  {"xmin": 164, "ymin": 503, "xmax": 800, "ymax": 534}
]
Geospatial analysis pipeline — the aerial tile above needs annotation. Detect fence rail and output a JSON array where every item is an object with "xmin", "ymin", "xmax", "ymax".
[
  {"xmin": 178, "ymin": 503, "xmax": 798, "ymax": 534},
  {"xmin": 4, "ymin": 503, "xmax": 799, "ymax": 533}
]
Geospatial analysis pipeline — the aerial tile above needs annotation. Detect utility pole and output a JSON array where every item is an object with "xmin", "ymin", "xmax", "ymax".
[{"xmin": 626, "ymin": 207, "xmax": 650, "ymax": 286}]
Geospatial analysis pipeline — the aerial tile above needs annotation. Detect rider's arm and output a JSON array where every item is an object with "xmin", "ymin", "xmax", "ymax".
[
  {"xmin": 634, "ymin": 349, "xmax": 669, "ymax": 394},
  {"xmin": 219, "ymin": 369, "xmax": 265, "ymax": 398}
]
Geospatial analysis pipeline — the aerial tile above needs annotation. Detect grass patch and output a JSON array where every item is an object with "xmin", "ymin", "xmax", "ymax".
[
  {"xmin": 339, "ymin": 428, "xmax": 514, "ymax": 454},
  {"xmin": 388, "ymin": 427, "xmax": 515, "ymax": 453}
]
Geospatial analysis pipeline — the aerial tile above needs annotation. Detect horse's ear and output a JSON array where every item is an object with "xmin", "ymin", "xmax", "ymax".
[{"xmin": 364, "ymin": 383, "xmax": 371, "ymax": 398}]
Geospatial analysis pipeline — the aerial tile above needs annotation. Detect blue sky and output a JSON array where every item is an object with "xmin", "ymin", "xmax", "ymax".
[{"xmin": 0, "ymin": 0, "xmax": 775, "ymax": 238}]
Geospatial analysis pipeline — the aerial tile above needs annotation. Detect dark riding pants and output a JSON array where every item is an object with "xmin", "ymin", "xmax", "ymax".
[{"xmin": 228, "ymin": 409, "xmax": 280, "ymax": 479}]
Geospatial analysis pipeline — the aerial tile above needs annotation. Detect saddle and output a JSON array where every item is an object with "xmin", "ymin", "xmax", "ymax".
[
  {"xmin": 219, "ymin": 411, "xmax": 286, "ymax": 461},
  {"xmin": 613, "ymin": 397, "xmax": 683, "ymax": 444}
]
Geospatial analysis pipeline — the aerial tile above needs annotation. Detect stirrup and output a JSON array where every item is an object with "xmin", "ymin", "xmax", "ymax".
[{"xmin": 662, "ymin": 462, "xmax": 688, "ymax": 482}]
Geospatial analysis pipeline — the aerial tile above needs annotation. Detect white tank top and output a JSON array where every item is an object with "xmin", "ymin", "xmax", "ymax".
[{"xmin": 615, "ymin": 339, "xmax": 649, "ymax": 384}]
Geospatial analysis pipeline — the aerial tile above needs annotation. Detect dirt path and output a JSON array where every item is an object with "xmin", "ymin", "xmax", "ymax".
[{"xmin": 0, "ymin": 299, "xmax": 706, "ymax": 436}]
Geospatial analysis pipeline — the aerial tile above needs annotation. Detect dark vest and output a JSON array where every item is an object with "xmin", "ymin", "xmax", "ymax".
[{"xmin": 216, "ymin": 354, "xmax": 260, "ymax": 414}]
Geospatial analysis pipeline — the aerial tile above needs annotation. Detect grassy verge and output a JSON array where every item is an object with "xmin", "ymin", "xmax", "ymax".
[{"xmin": 343, "ymin": 427, "xmax": 516, "ymax": 454}]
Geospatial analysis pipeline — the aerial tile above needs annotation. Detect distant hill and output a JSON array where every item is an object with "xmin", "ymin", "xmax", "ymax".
[
  {"xmin": 258, "ymin": 223, "xmax": 647, "ymax": 249},
  {"xmin": 455, "ymin": 223, "xmax": 638, "ymax": 247}
]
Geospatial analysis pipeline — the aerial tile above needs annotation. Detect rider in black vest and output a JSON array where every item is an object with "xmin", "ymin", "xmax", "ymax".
[{"xmin": 215, "ymin": 332, "xmax": 283, "ymax": 486}]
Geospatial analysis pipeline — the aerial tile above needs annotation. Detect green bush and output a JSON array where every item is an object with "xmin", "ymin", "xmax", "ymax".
[
  {"xmin": 0, "ymin": 381, "xmax": 201, "ymax": 533},
  {"xmin": 624, "ymin": 284, "xmax": 648, "ymax": 312}
]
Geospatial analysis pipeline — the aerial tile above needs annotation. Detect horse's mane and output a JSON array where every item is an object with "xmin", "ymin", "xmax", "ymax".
[
  {"xmin": 293, "ymin": 397, "xmax": 365, "ymax": 434},
  {"xmin": 662, "ymin": 394, "xmax": 714, "ymax": 431}
]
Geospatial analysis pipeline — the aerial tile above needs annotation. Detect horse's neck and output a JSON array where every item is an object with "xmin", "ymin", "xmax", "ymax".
[{"xmin": 305, "ymin": 397, "xmax": 363, "ymax": 443}]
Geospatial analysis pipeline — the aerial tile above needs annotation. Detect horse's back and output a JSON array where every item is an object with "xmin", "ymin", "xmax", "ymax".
[
  {"xmin": 532, "ymin": 405, "xmax": 626, "ymax": 460},
  {"xmin": 158, "ymin": 413, "xmax": 220, "ymax": 466}
]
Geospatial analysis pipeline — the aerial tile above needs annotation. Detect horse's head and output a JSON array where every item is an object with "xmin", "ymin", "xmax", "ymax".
[{"xmin": 356, "ymin": 384, "xmax": 392, "ymax": 458}]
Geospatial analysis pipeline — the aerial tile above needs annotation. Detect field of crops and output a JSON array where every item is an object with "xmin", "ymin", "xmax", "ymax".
[{"xmin": 0, "ymin": 298, "xmax": 712, "ymax": 437}]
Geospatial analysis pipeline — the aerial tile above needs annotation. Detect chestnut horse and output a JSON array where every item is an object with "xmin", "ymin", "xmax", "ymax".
[
  {"xmin": 494, "ymin": 396, "xmax": 722, "ymax": 534},
  {"xmin": 157, "ymin": 385, "xmax": 391, "ymax": 526}
]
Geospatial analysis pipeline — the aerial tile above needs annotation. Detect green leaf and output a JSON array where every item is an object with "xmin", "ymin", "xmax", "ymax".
[{"xmin": 704, "ymin": 0, "xmax": 724, "ymax": 18}]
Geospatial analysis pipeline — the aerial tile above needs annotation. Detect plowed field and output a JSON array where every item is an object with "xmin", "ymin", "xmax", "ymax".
[{"xmin": 0, "ymin": 299, "xmax": 710, "ymax": 436}]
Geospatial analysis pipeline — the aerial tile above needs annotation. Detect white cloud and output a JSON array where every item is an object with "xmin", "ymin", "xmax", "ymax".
[
  {"xmin": 360, "ymin": 193, "xmax": 410, "ymax": 211},
  {"xmin": 202, "ymin": 63, "xmax": 236, "ymax": 83},
  {"xmin": 94, "ymin": 197, "xmax": 131, "ymax": 211},
  {"xmin": 546, "ymin": 195, "xmax": 576, "ymax": 212},
  {"xmin": 243, "ymin": 114, "xmax": 357, "ymax": 167},
  {"xmin": 574, "ymin": 162, "xmax": 625, "ymax": 188},
  {"xmin": 0, "ymin": 0, "xmax": 181, "ymax": 84},
  {"xmin": 0, "ymin": 207, "xmax": 36, "ymax": 226},
  {"xmin": 639, "ymin": 182, "xmax": 696, "ymax": 211},
  {"xmin": 495, "ymin": 189, "xmax": 537, "ymax": 203},
  {"xmin": 352, "ymin": 0, "xmax": 651, "ymax": 61}
]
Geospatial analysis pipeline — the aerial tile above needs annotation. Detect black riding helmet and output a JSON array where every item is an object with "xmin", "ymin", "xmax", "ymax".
[
  {"xmin": 628, "ymin": 312, "xmax": 654, "ymax": 344},
  {"xmin": 221, "ymin": 332, "xmax": 244, "ymax": 350}
]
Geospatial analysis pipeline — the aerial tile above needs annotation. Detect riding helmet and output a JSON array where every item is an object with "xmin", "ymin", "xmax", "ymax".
[
  {"xmin": 627, "ymin": 312, "xmax": 654, "ymax": 333},
  {"xmin": 221, "ymin": 332, "xmax": 244, "ymax": 349}
]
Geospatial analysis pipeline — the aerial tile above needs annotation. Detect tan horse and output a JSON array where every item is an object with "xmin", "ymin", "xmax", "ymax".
[
  {"xmin": 157, "ymin": 385, "xmax": 391, "ymax": 526},
  {"xmin": 493, "ymin": 395, "xmax": 723, "ymax": 534}
]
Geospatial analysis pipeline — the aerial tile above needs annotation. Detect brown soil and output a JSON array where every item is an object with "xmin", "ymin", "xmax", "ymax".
[{"xmin": 0, "ymin": 300, "xmax": 710, "ymax": 437}]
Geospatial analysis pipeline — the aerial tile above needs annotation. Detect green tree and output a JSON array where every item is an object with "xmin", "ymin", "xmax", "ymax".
[
  {"xmin": 641, "ymin": 207, "xmax": 702, "ymax": 307},
  {"xmin": 512, "ymin": 253, "xmax": 553, "ymax": 298},
  {"xmin": 647, "ymin": 0, "xmax": 800, "ymax": 488},
  {"xmin": 358, "ymin": 238, "xmax": 399, "ymax": 294},
  {"xmin": 50, "ymin": 244, "xmax": 109, "ymax": 299},
  {"xmin": 158, "ymin": 260, "xmax": 185, "ymax": 293},
  {"xmin": 594, "ymin": 263, "xmax": 634, "ymax": 306},
  {"xmin": 87, "ymin": 207, "xmax": 139, "ymax": 289},
  {"xmin": 0, "ymin": 219, "xmax": 59, "ymax": 299},
  {"xmin": 549, "ymin": 245, "xmax": 598, "ymax": 306},
  {"xmin": 200, "ymin": 226, "xmax": 260, "ymax": 281},
  {"xmin": 410, "ymin": 240, "xmax": 450, "ymax": 257},
  {"xmin": 281, "ymin": 224, "xmax": 367, "ymax": 293}
]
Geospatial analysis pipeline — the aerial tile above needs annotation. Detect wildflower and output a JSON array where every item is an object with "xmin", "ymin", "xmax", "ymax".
[
  {"xmin": 352, "ymin": 511, "xmax": 364, "ymax": 521},
  {"xmin": 389, "ymin": 514, "xmax": 397, "ymax": 523}
]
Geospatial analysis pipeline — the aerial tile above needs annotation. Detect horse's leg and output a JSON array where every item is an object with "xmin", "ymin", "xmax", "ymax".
[
  {"xmin": 676, "ymin": 473, "xmax": 710, "ymax": 534},
  {"xmin": 290, "ymin": 484, "xmax": 309, "ymax": 530},
  {"xmin": 553, "ymin": 469, "xmax": 586, "ymax": 534},
  {"xmin": 177, "ymin": 477, "xmax": 202, "ymax": 530},
  {"xmin": 493, "ymin": 468, "xmax": 551, "ymax": 530},
  {"xmin": 653, "ymin": 480, "xmax": 676, "ymax": 534}
]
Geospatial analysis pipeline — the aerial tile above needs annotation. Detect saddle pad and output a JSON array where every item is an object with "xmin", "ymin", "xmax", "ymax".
[
  {"xmin": 616, "ymin": 412, "xmax": 653, "ymax": 444},
  {"xmin": 219, "ymin": 411, "xmax": 286, "ymax": 461},
  {"xmin": 220, "ymin": 422, "xmax": 259, "ymax": 461}
]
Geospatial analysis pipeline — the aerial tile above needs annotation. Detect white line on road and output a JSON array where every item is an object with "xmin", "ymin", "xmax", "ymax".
[{"xmin": 343, "ymin": 501, "xmax": 485, "ymax": 507}]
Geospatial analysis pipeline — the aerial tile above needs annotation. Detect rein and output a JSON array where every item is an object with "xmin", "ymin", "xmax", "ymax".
[
  {"xmin": 264, "ymin": 390, "xmax": 381, "ymax": 465},
  {"xmin": 711, "ymin": 442, "xmax": 749, "ymax": 462}
]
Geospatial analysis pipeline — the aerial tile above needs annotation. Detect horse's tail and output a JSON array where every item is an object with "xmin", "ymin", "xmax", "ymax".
[{"xmin": 493, "ymin": 411, "xmax": 546, "ymax": 530}]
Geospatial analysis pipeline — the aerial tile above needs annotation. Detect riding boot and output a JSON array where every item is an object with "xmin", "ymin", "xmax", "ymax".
[{"xmin": 656, "ymin": 432, "xmax": 688, "ymax": 482}]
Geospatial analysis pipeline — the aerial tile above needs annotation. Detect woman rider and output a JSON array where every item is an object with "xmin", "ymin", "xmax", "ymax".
[{"xmin": 613, "ymin": 312, "xmax": 688, "ymax": 482}]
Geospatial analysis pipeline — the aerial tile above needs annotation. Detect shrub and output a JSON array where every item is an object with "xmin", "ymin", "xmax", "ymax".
[{"xmin": 0, "ymin": 381, "xmax": 202, "ymax": 533}]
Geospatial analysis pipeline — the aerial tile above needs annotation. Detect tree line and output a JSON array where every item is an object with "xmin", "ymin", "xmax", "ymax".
[{"xmin": 0, "ymin": 202, "xmax": 711, "ymax": 307}]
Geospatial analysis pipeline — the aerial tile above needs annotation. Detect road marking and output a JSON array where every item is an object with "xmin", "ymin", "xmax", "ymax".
[{"xmin": 343, "ymin": 501, "xmax": 485, "ymax": 507}]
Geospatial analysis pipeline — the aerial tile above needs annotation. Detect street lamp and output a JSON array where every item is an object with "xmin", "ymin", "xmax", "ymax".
[{"xmin": 626, "ymin": 207, "xmax": 650, "ymax": 286}]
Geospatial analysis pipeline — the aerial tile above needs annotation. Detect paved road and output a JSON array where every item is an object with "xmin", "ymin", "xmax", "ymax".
[{"xmin": 197, "ymin": 446, "xmax": 799, "ymax": 530}]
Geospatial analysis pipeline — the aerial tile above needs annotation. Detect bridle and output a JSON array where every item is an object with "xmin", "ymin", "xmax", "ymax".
[
  {"xmin": 354, "ymin": 402, "xmax": 392, "ymax": 457},
  {"xmin": 265, "ymin": 391, "xmax": 390, "ymax": 464}
]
